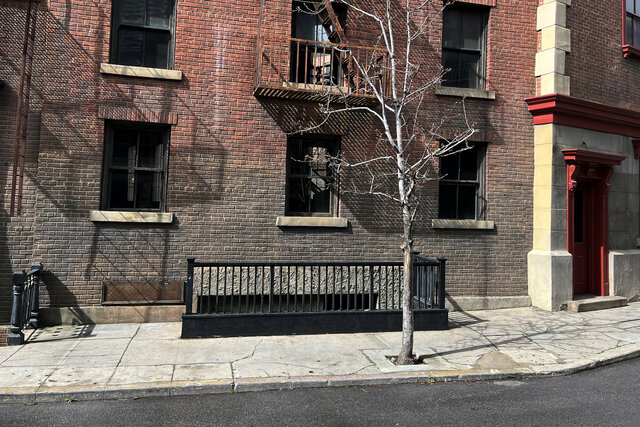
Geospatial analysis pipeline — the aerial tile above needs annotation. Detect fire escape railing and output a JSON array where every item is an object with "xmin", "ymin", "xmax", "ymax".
[
  {"xmin": 10, "ymin": 0, "xmax": 40, "ymax": 216},
  {"xmin": 254, "ymin": 34, "xmax": 390, "ymax": 100}
]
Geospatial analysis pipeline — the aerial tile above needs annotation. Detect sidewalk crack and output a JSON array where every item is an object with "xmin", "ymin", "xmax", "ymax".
[
  {"xmin": 230, "ymin": 338, "xmax": 264, "ymax": 387},
  {"xmin": 35, "ymin": 339, "xmax": 82, "ymax": 395},
  {"xmin": 104, "ymin": 324, "xmax": 141, "ymax": 387}
]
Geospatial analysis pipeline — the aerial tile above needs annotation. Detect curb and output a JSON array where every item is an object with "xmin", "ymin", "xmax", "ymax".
[{"xmin": 2, "ymin": 344, "xmax": 640, "ymax": 404}]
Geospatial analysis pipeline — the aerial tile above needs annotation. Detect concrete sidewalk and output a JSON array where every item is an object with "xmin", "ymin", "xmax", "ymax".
[{"xmin": 2, "ymin": 303, "xmax": 640, "ymax": 402}]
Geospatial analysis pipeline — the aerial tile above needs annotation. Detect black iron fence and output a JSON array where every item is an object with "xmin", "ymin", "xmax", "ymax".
[
  {"xmin": 7, "ymin": 262, "xmax": 42, "ymax": 346},
  {"xmin": 185, "ymin": 256, "xmax": 445, "ymax": 316}
]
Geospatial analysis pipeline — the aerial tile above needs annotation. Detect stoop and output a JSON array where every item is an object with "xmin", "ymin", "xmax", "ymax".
[{"xmin": 566, "ymin": 295, "xmax": 628, "ymax": 312}]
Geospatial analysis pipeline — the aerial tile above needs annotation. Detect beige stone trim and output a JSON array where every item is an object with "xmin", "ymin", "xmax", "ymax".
[
  {"xmin": 528, "ymin": 250, "xmax": 573, "ymax": 311},
  {"xmin": 536, "ymin": 1, "xmax": 566, "ymax": 31},
  {"xmin": 276, "ymin": 216, "xmax": 348, "ymax": 228},
  {"xmin": 541, "ymin": 26, "xmax": 571, "ymax": 52},
  {"xmin": 535, "ymin": 49, "xmax": 566, "ymax": 76},
  {"xmin": 536, "ymin": 1, "xmax": 571, "ymax": 96},
  {"xmin": 434, "ymin": 86, "xmax": 496, "ymax": 100},
  {"xmin": 539, "ymin": 73, "xmax": 570, "ymax": 95},
  {"xmin": 431, "ymin": 219, "xmax": 495, "ymax": 230},
  {"xmin": 90, "ymin": 210, "xmax": 174, "ymax": 224},
  {"xmin": 446, "ymin": 296, "xmax": 531, "ymax": 312},
  {"xmin": 100, "ymin": 63, "xmax": 183, "ymax": 81},
  {"xmin": 543, "ymin": 0, "xmax": 570, "ymax": 5}
]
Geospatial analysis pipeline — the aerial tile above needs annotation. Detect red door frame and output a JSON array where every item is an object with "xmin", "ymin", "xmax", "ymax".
[{"xmin": 563, "ymin": 149, "xmax": 625, "ymax": 296}]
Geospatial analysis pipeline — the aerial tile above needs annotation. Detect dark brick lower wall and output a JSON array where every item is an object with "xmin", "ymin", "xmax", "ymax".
[{"xmin": 0, "ymin": 325, "xmax": 9, "ymax": 347}]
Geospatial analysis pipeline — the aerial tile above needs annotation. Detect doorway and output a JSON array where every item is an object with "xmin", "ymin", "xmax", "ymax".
[{"xmin": 564, "ymin": 149, "xmax": 625, "ymax": 298}]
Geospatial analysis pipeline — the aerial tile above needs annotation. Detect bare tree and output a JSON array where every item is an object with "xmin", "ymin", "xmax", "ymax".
[{"xmin": 292, "ymin": 0, "xmax": 475, "ymax": 364}]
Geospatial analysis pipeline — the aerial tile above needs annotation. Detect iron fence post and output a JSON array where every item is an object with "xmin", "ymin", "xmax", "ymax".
[
  {"xmin": 186, "ymin": 258, "xmax": 195, "ymax": 315},
  {"xmin": 437, "ymin": 258, "xmax": 447, "ymax": 309},
  {"xmin": 28, "ymin": 262, "xmax": 42, "ymax": 329},
  {"xmin": 369, "ymin": 265, "xmax": 374, "ymax": 310},
  {"xmin": 269, "ymin": 265, "xmax": 274, "ymax": 313},
  {"xmin": 7, "ymin": 271, "xmax": 25, "ymax": 346}
]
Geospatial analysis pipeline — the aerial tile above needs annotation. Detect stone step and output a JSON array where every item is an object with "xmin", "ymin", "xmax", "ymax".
[{"xmin": 566, "ymin": 296, "xmax": 628, "ymax": 312}]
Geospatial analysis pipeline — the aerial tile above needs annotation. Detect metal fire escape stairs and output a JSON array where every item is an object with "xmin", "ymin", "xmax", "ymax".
[{"xmin": 10, "ymin": 0, "xmax": 40, "ymax": 217}]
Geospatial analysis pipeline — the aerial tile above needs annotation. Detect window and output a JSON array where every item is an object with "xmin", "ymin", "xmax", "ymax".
[
  {"xmin": 110, "ymin": 0, "xmax": 177, "ymax": 69},
  {"xmin": 286, "ymin": 135, "xmax": 340, "ymax": 216},
  {"xmin": 290, "ymin": 1, "xmax": 347, "ymax": 85},
  {"xmin": 102, "ymin": 122, "xmax": 169, "ymax": 211},
  {"xmin": 625, "ymin": 1, "xmax": 640, "ymax": 51},
  {"xmin": 441, "ymin": 5, "xmax": 488, "ymax": 89},
  {"xmin": 438, "ymin": 144, "xmax": 486, "ymax": 220}
]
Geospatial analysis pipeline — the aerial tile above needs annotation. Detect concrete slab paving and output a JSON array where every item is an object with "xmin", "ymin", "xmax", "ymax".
[
  {"xmin": 0, "ymin": 367, "xmax": 55, "ymax": 388},
  {"xmin": 2, "ymin": 302, "xmax": 640, "ymax": 402},
  {"xmin": 172, "ymin": 363, "xmax": 233, "ymax": 381},
  {"xmin": 108, "ymin": 365, "xmax": 174, "ymax": 386},
  {"xmin": 43, "ymin": 366, "xmax": 113, "ymax": 388}
]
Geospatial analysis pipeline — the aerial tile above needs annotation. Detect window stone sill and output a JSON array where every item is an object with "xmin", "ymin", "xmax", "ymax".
[
  {"xmin": 276, "ymin": 216, "xmax": 348, "ymax": 228},
  {"xmin": 100, "ymin": 63, "xmax": 183, "ymax": 81},
  {"xmin": 90, "ymin": 210, "xmax": 174, "ymax": 224},
  {"xmin": 432, "ymin": 219, "xmax": 495, "ymax": 230},
  {"xmin": 435, "ymin": 86, "xmax": 496, "ymax": 100}
]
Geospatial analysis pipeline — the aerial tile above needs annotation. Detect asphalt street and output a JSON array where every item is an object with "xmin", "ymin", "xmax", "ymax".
[{"xmin": 2, "ymin": 356, "xmax": 640, "ymax": 426}]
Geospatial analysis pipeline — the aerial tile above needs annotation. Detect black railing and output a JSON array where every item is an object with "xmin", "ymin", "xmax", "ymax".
[
  {"xmin": 185, "ymin": 257, "xmax": 445, "ymax": 316},
  {"xmin": 7, "ymin": 262, "xmax": 42, "ymax": 346},
  {"xmin": 254, "ymin": 35, "xmax": 391, "ymax": 99}
]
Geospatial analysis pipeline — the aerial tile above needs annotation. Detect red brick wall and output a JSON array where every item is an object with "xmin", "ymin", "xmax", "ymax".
[
  {"xmin": 0, "ymin": 0, "xmax": 538, "ymax": 321},
  {"xmin": 0, "ymin": 325, "xmax": 9, "ymax": 347},
  {"xmin": 565, "ymin": 1, "xmax": 640, "ymax": 111}
]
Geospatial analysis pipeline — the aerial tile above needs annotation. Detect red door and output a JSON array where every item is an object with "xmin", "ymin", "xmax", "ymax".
[{"xmin": 572, "ymin": 188, "xmax": 589, "ymax": 295}]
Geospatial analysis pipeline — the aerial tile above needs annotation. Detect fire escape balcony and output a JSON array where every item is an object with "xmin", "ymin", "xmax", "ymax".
[{"xmin": 254, "ymin": 35, "xmax": 389, "ymax": 107}]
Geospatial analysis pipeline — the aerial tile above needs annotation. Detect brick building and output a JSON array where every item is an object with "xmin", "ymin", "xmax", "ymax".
[{"xmin": 0, "ymin": 0, "xmax": 638, "ymax": 327}]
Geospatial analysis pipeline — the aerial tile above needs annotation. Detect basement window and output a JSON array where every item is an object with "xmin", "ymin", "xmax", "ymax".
[{"xmin": 110, "ymin": 0, "xmax": 177, "ymax": 69}]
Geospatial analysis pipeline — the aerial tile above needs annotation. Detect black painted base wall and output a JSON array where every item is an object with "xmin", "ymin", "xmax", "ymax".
[{"xmin": 181, "ymin": 309, "xmax": 448, "ymax": 338}]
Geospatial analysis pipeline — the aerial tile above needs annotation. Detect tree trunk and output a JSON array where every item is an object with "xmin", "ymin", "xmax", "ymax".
[{"xmin": 397, "ymin": 205, "xmax": 415, "ymax": 364}]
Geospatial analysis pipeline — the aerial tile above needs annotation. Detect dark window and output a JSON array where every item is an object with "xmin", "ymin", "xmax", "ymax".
[
  {"xmin": 442, "ymin": 5, "xmax": 488, "ymax": 89},
  {"xmin": 102, "ymin": 122, "xmax": 169, "ymax": 211},
  {"xmin": 626, "ymin": 0, "xmax": 640, "ymax": 48},
  {"xmin": 290, "ymin": 1, "xmax": 347, "ymax": 85},
  {"xmin": 438, "ymin": 144, "xmax": 486, "ymax": 220},
  {"xmin": 111, "ymin": 0, "xmax": 176, "ymax": 69},
  {"xmin": 286, "ymin": 135, "xmax": 340, "ymax": 216}
]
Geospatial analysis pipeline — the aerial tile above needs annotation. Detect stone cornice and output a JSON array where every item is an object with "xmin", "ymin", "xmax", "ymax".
[{"xmin": 526, "ymin": 93, "xmax": 640, "ymax": 137}]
